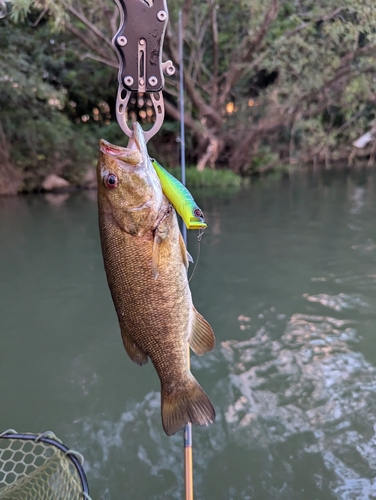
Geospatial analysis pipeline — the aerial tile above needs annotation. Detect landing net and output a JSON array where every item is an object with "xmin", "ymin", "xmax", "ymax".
[{"xmin": 0, "ymin": 430, "xmax": 91, "ymax": 500}]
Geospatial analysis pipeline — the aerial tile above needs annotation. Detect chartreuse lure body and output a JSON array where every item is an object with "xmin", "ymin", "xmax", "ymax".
[{"xmin": 151, "ymin": 159, "xmax": 207, "ymax": 230}]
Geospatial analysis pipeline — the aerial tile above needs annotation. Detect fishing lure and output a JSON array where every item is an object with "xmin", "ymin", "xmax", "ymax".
[{"xmin": 151, "ymin": 159, "xmax": 207, "ymax": 230}]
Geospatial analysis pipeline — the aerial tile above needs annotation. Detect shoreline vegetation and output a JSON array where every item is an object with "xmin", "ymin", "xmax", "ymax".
[
  {"xmin": 4, "ymin": 160, "xmax": 376, "ymax": 197},
  {"xmin": 0, "ymin": 165, "xmax": 245, "ymax": 195},
  {"xmin": 2, "ymin": 1, "xmax": 376, "ymax": 195}
]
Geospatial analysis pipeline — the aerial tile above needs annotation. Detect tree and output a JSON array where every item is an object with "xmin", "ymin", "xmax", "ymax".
[
  {"xmin": 0, "ymin": 3, "xmax": 125, "ymax": 193},
  {"xmin": 164, "ymin": 0, "xmax": 376, "ymax": 172},
  {"xmin": 2, "ymin": 0, "xmax": 376, "ymax": 194}
]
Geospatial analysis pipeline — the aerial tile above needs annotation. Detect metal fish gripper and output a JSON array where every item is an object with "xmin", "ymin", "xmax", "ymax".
[{"xmin": 112, "ymin": 0, "xmax": 175, "ymax": 142}]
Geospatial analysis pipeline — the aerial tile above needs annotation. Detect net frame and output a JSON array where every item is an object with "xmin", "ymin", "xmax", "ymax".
[{"xmin": 0, "ymin": 430, "xmax": 91, "ymax": 500}]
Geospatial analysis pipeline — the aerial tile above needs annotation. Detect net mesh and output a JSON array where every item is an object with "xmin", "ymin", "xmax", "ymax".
[{"xmin": 0, "ymin": 434, "xmax": 88, "ymax": 500}]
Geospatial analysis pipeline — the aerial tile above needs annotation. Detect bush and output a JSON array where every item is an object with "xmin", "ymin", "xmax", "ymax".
[{"xmin": 165, "ymin": 166, "xmax": 244, "ymax": 188}]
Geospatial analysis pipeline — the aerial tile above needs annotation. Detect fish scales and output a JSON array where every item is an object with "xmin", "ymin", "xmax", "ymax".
[
  {"xmin": 99, "ymin": 210, "xmax": 191, "ymax": 383},
  {"xmin": 97, "ymin": 122, "xmax": 215, "ymax": 435}
]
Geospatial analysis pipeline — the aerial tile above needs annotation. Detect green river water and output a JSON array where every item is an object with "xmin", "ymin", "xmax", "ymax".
[{"xmin": 2, "ymin": 167, "xmax": 376, "ymax": 499}]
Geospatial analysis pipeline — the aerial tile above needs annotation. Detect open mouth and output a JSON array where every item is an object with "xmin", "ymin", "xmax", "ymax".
[
  {"xmin": 100, "ymin": 138, "xmax": 141, "ymax": 166},
  {"xmin": 100, "ymin": 140, "xmax": 130, "ymax": 156}
]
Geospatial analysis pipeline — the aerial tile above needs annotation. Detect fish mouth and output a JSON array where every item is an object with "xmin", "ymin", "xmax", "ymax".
[
  {"xmin": 100, "ymin": 138, "xmax": 141, "ymax": 166},
  {"xmin": 99, "ymin": 139, "xmax": 136, "ymax": 157},
  {"xmin": 99, "ymin": 140, "xmax": 128, "ymax": 156},
  {"xmin": 100, "ymin": 123, "xmax": 149, "ymax": 166}
]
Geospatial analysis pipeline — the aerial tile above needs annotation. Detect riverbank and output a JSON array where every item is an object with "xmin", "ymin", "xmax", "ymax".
[
  {"xmin": 2, "ymin": 156, "xmax": 375, "ymax": 196},
  {"xmin": 0, "ymin": 165, "xmax": 246, "ymax": 195}
]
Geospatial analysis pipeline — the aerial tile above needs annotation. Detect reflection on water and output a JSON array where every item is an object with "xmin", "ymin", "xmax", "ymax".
[
  {"xmin": 44, "ymin": 193, "xmax": 71, "ymax": 206},
  {"xmin": 303, "ymin": 293, "xmax": 369, "ymax": 312},
  {"xmin": 2, "ymin": 168, "xmax": 376, "ymax": 499},
  {"xmin": 222, "ymin": 307, "xmax": 376, "ymax": 499}
]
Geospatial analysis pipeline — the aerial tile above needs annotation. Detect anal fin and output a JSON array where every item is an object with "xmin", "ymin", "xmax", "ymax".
[
  {"xmin": 121, "ymin": 330, "xmax": 148, "ymax": 366},
  {"xmin": 189, "ymin": 307, "xmax": 215, "ymax": 355}
]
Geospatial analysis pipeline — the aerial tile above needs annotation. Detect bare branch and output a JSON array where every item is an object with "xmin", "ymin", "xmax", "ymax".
[
  {"xmin": 66, "ymin": 22, "xmax": 117, "ymax": 63},
  {"xmin": 165, "ymin": 26, "xmax": 222, "ymax": 128},
  {"xmin": 76, "ymin": 51, "xmax": 118, "ymax": 69},
  {"xmin": 339, "ymin": 41, "xmax": 376, "ymax": 67},
  {"xmin": 67, "ymin": 4, "xmax": 114, "ymax": 49},
  {"xmin": 32, "ymin": 7, "xmax": 47, "ymax": 26},
  {"xmin": 182, "ymin": 0, "xmax": 194, "ymax": 35},
  {"xmin": 164, "ymin": 99, "xmax": 206, "ymax": 139},
  {"xmin": 209, "ymin": 0, "xmax": 219, "ymax": 104},
  {"xmin": 229, "ymin": 40, "xmax": 376, "ymax": 173},
  {"xmin": 335, "ymin": 105, "xmax": 368, "ymax": 136},
  {"xmin": 299, "ymin": 43, "xmax": 376, "ymax": 108},
  {"xmin": 186, "ymin": 10, "xmax": 210, "ymax": 83},
  {"xmin": 229, "ymin": 113, "xmax": 285, "ymax": 173},
  {"xmin": 93, "ymin": 0, "xmax": 118, "ymax": 37},
  {"xmin": 197, "ymin": 136, "xmax": 220, "ymax": 170},
  {"xmin": 283, "ymin": 7, "xmax": 344, "ymax": 39},
  {"xmin": 219, "ymin": 0, "xmax": 280, "ymax": 107}
]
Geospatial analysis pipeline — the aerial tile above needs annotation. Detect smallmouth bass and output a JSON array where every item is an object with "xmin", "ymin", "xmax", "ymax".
[{"xmin": 97, "ymin": 122, "xmax": 215, "ymax": 436}]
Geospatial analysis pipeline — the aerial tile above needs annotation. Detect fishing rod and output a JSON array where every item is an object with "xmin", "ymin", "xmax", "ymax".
[
  {"xmin": 178, "ymin": 10, "xmax": 194, "ymax": 500},
  {"xmin": 111, "ymin": 1, "xmax": 194, "ymax": 498}
]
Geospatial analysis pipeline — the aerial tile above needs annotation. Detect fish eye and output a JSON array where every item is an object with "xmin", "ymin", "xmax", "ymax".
[
  {"xmin": 193, "ymin": 208, "xmax": 204, "ymax": 219},
  {"xmin": 104, "ymin": 173, "xmax": 118, "ymax": 189}
]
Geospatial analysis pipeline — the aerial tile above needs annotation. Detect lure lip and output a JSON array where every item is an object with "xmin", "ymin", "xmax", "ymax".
[{"xmin": 188, "ymin": 220, "xmax": 207, "ymax": 229}]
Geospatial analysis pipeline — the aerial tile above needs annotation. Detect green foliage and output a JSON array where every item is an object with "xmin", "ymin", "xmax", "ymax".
[
  {"xmin": 1, "ymin": 19, "xmax": 67, "ymax": 189},
  {"xmin": 0, "ymin": 10, "xmax": 119, "ymax": 192},
  {"xmin": 166, "ymin": 167, "xmax": 243, "ymax": 188},
  {"xmin": 218, "ymin": 0, "xmax": 376, "ymax": 172},
  {"xmin": 2, "ymin": 0, "xmax": 376, "ymax": 193},
  {"xmin": 249, "ymin": 147, "xmax": 279, "ymax": 172}
]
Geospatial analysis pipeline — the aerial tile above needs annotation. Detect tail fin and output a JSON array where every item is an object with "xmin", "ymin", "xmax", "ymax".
[{"xmin": 161, "ymin": 376, "xmax": 215, "ymax": 436}]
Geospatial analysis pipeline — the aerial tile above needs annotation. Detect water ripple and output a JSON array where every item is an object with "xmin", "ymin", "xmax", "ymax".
[
  {"xmin": 221, "ymin": 310, "xmax": 376, "ymax": 498},
  {"xmin": 303, "ymin": 293, "xmax": 369, "ymax": 312}
]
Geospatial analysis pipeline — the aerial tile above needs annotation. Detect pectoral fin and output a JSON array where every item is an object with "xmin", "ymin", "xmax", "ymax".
[
  {"xmin": 121, "ymin": 329, "xmax": 148, "ymax": 366},
  {"xmin": 153, "ymin": 218, "xmax": 170, "ymax": 280},
  {"xmin": 152, "ymin": 233, "xmax": 162, "ymax": 280},
  {"xmin": 179, "ymin": 232, "xmax": 194, "ymax": 269},
  {"xmin": 189, "ymin": 307, "xmax": 215, "ymax": 355}
]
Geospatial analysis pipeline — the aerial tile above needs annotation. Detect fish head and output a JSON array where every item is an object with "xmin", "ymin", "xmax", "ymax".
[{"xmin": 97, "ymin": 122, "xmax": 163, "ymax": 236}]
